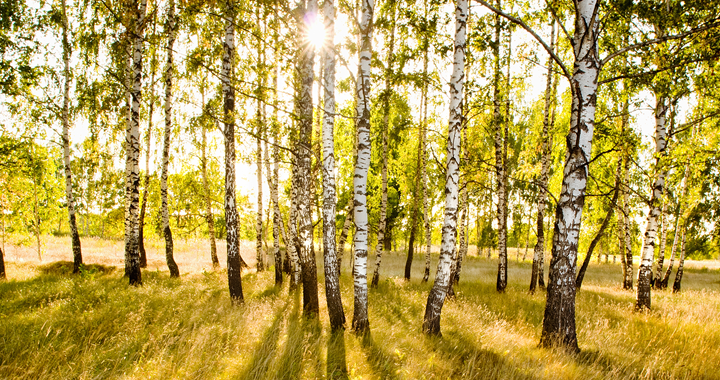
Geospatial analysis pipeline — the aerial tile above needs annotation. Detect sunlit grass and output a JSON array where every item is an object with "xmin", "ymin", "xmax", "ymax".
[{"xmin": 1, "ymin": 240, "xmax": 719, "ymax": 379}]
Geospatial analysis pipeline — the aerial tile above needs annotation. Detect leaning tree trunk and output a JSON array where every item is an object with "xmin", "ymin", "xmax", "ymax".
[
  {"xmin": 635, "ymin": 95, "xmax": 669, "ymax": 310},
  {"xmin": 222, "ymin": 0, "xmax": 243, "ymax": 303},
  {"xmin": 297, "ymin": 0, "xmax": 320, "ymax": 316},
  {"xmin": 672, "ymin": 225, "xmax": 687, "ymax": 293},
  {"xmin": 422, "ymin": 0, "xmax": 466, "ymax": 335},
  {"xmin": 371, "ymin": 2, "xmax": 395, "ymax": 288},
  {"xmin": 653, "ymin": 201, "xmax": 667, "ymax": 288},
  {"xmin": 576, "ymin": 160, "xmax": 621, "ymax": 289},
  {"xmin": 60, "ymin": 0, "xmax": 83, "ymax": 274},
  {"xmin": 321, "ymin": 0, "xmax": 346, "ymax": 330},
  {"xmin": 201, "ymin": 118, "xmax": 219, "ymax": 268},
  {"xmin": 660, "ymin": 162, "xmax": 690, "ymax": 288},
  {"xmin": 530, "ymin": 19, "xmax": 556, "ymax": 294},
  {"xmin": 124, "ymin": 0, "xmax": 147, "ymax": 286},
  {"xmin": 160, "ymin": 0, "xmax": 180, "ymax": 278},
  {"xmin": 538, "ymin": 0, "xmax": 599, "ymax": 353},
  {"xmin": 351, "ymin": 0, "xmax": 374, "ymax": 333}
]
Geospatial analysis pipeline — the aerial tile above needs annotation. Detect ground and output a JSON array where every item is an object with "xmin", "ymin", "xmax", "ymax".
[{"xmin": 1, "ymin": 236, "xmax": 720, "ymax": 379}]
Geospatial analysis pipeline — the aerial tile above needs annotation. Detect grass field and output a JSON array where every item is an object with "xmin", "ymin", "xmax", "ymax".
[{"xmin": 1, "ymin": 236, "xmax": 720, "ymax": 379}]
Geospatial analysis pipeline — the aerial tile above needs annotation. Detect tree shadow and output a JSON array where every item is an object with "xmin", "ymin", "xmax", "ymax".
[
  {"xmin": 275, "ymin": 292, "xmax": 324, "ymax": 379},
  {"xmin": 428, "ymin": 330, "xmax": 541, "ymax": 380},
  {"xmin": 360, "ymin": 331, "xmax": 400, "ymax": 380},
  {"xmin": 326, "ymin": 330, "xmax": 348, "ymax": 380},
  {"xmin": 38, "ymin": 261, "xmax": 116, "ymax": 276},
  {"xmin": 240, "ymin": 298, "xmax": 291, "ymax": 380}
]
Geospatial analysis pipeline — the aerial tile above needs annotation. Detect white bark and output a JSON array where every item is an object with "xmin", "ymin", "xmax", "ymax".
[
  {"xmin": 124, "ymin": 0, "xmax": 147, "ymax": 285},
  {"xmin": 540, "ymin": 0, "xmax": 599, "ymax": 352},
  {"xmin": 352, "ymin": 0, "xmax": 374, "ymax": 333},
  {"xmin": 60, "ymin": 0, "xmax": 82, "ymax": 272},
  {"xmin": 422, "ymin": 0, "xmax": 466, "ymax": 335}
]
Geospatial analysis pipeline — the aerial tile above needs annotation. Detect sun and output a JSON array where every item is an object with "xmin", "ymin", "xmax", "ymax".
[{"xmin": 307, "ymin": 18, "xmax": 325, "ymax": 50}]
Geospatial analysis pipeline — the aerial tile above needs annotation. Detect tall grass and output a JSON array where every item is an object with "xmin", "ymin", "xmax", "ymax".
[{"xmin": 1, "ymin": 240, "xmax": 719, "ymax": 379}]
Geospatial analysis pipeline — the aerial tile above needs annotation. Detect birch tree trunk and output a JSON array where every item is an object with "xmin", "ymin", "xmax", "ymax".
[
  {"xmin": 60, "ymin": 0, "xmax": 83, "ymax": 274},
  {"xmin": 660, "ymin": 162, "xmax": 690, "ymax": 288},
  {"xmin": 351, "ymin": 0, "xmax": 374, "ymax": 333},
  {"xmin": 653, "ymin": 201, "xmax": 667, "ymax": 288},
  {"xmin": 270, "ymin": 2, "xmax": 282, "ymax": 284},
  {"xmin": 337, "ymin": 201, "xmax": 353, "ymax": 275},
  {"xmin": 202, "ymin": 117, "xmax": 219, "ymax": 268},
  {"xmin": 539, "ymin": 0, "xmax": 599, "ymax": 352},
  {"xmin": 124, "ymin": 0, "xmax": 147, "ymax": 286},
  {"xmin": 161, "ymin": 0, "xmax": 180, "ymax": 278},
  {"xmin": 288, "ymin": 163, "xmax": 302, "ymax": 288},
  {"xmin": 635, "ymin": 95, "xmax": 669, "ymax": 310},
  {"xmin": 672, "ymin": 225, "xmax": 687, "ymax": 293},
  {"xmin": 492, "ymin": 0, "xmax": 508, "ymax": 293},
  {"xmin": 138, "ymin": 73, "xmax": 153, "ymax": 270},
  {"xmin": 222, "ymin": 0, "xmax": 243, "ymax": 303},
  {"xmin": 422, "ymin": 0, "xmax": 466, "ymax": 335},
  {"xmin": 256, "ymin": 112, "xmax": 264, "ymax": 272},
  {"xmin": 297, "ymin": 0, "xmax": 320, "ymax": 316},
  {"xmin": 421, "ymin": 39, "xmax": 432, "ymax": 284},
  {"xmin": 321, "ymin": 0, "xmax": 346, "ymax": 330},
  {"xmin": 530, "ymin": 20, "xmax": 556, "ymax": 294},
  {"xmin": 138, "ymin": 19, "xmax": 157, "ymax": 270},
  {"xmin": 371, "ymin": 2, "xmax": 395, "ymax": 288},
  {"xmin": 620, "ymin": 98, "xmax": 634, "ymax": 290}
]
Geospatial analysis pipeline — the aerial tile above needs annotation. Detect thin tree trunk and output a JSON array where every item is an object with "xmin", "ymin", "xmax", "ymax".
[
  {"xmin": 138, "ymin": 19, "xmax": 157, "ymax": 270},
  {"xmin": 493, "ymin": 0, "xmax": 508, "ymax": 292},
  {"xmin": 636, "ymin": 95, "xmax": 669, "ymax": 310},
  {"xmin": 337, "ymin": 201, "xmax": 353, "ymax": 275},
  {"xmin": 422, "ymin": 0, "xmax": 466, "ymax": 335},
  {"xmin": 421, "ymin": 30, "xmax": 432, "ymax": 284},
  {"xmin": 60, "ymin": 0, "xmax": 82, "ymax": 273},
  {"xmin": 322, "ymin": 0, "xmax": 346, "ymax": 329},
  {"xmin": 255, "ymin": 112, "xmax": 264, "ymax": 272},
  {"xmin": 539, "ymin": 0, "xmax": 599, "ymax": 353},
  {"xmin": 124, "ymin": 0, "xmax": 147, "ymax": 286},
  {"xmin": 660, "ymin": 162, "xmax": 690, "ymax": 288},
  {"xmin": 351, "ymin": 0, "xmax": 374, "ymax": 333},
  {"xmin": 530, "ymin": 19, "xmax": 556, "ymax": 294},
  {"xmin": 0, "ymin": 247, "xmax": 5, "ymax": 280},
  {"xmin": 161, "ymin": 0, "xmax": 180, "ymax": 278},
  {"xmin": 288, "ymin": 164, "xmax": 302, "ymax": 288},
  {"xmin": 653, "ymin": 200, "xmax": 667, "ymax": 288},
  {"xmin": 201, "ymin": 116, "xmax": 219, "ymax": 268},
  {"xmin": 297, "ymin": 0, "xmax": 320, "ymax": 316},
  {"xmin": 371, "ymin": 2, "xmax": 395, "ymax": 288},
  {"xmin": 270, "ymin": 1, "xmax": 282, "ymax": 283},
  {"xmin": 222, "ymin": 0, "xmax": 243, "ymax": 303},
  {"xmin": 672, "ymin": 225, "xmax": 687, "ymax": 293},
  {"xmin": 576, "ymin": 161, "xmax": 621, "ymax": 289},
  {"xmin": 620, "ymin": 100, "xmax": 634, "ymax": 290}
]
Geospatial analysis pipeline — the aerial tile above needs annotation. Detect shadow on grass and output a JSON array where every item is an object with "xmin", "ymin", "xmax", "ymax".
[
  {"xmin": 39, "ymin": 261, "xmax": 116, "ymax": 276},
  {"xmin": 275, "ymin": 291, "xmax": 324, "ymax": 380},
  {"xmin": 428, "ymin": 331, "xmax": 540, "ymax": 380},
  {"xmin": 327, "ymin": 330, "xmax": 348, "ymax": 380},
  {"xmin": 360, "ymin": 331, "xmax": 401, "ymax": 380},
  {"xmin": 240, "ymin": 298, "xmax": 291, "ymax": 380}
]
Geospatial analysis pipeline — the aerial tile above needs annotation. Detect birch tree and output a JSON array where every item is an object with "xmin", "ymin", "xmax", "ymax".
[
  {"xmin": 422, "ymin": 0, "xmax": 466, "ymax": 335},
  {"xmin": 321, "ymin": 0, "xmax": 345, "ymax": 330},
  {"xmin": 60, "ymin": 0, "xmax": 83, "ymax": 274},
  {"xmin": 124, "ymin": 0, "xmax": 147, "ymax": 286},
  {"xmin": 221, "ymin": 0, "xmax": 243, "ymax": 303},
  {"xmin": 159, "ymin": 0, "xmax": 180, "ymax": 278},
  {"xmin": 297, "ymin": 0, "xmax": 320, "ymax": 315},
  {"xmin": 371, "ymin": 0, "xmax": 396, "ymax": 288},
  {"xmin": 529, "ymin": 19, "xmax": 556, "ymax": 294},
  {"xmin": 351, "ymin": 0, "xmax": 374, "ymax": 333},
  {"xmin": 635, "ymin": 94, "xmax": 669, "ymax": 309}
]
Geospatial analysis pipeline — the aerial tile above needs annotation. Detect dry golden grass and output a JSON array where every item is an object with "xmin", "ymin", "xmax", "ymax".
[{"xmin": 1, "ymin": 236, "xmax": 719, "ymax": 379}]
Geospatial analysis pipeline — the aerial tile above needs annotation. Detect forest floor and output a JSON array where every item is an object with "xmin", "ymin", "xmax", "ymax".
[{"xmin": 2, "ymin": 236, "xmax": 720, "ymax": 379}]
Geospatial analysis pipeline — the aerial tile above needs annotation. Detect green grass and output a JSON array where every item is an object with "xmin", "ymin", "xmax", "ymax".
[{"xmin": 1, "ymin": 249, "xmax": 719, "ymax": 379}]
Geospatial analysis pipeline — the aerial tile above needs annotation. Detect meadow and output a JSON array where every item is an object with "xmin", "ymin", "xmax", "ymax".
[{"xmin": 1, "ymin": 236, "xmax": 720, "ymax": 379}]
